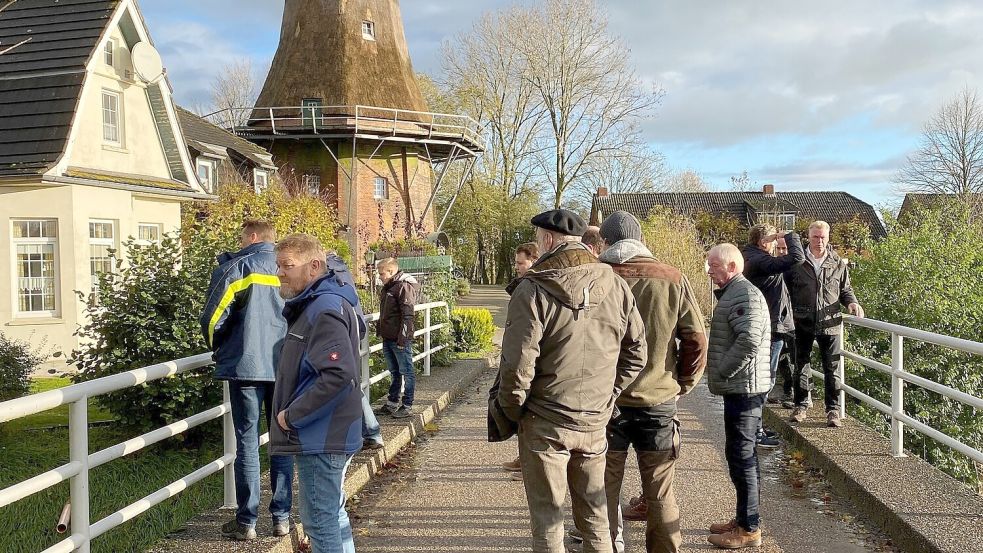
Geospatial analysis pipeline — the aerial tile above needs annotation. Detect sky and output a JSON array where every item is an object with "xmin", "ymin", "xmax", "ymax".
[{"xmin": 139, "ymin": 0, "xmax": 983, "ymax": 210}]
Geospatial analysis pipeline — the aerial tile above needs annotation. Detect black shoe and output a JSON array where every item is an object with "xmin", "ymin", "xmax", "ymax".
[
  {"xmin": 374, "ymin": 402, "xmax": 397, "ymax": 416},
  {"xmin": 391, "ymin": 405, "xmax": 412, "ymax": 419},
  {"xmin": 756, "ymin": 432, "xmax": 780, "ymax": 449},
  {"xmin": 221, "ymin": 519, "xmax": 257, "ymax": 541},
  {"xmin": 363, "ymin": 438, "xmax": 384, "ymax": 450}
]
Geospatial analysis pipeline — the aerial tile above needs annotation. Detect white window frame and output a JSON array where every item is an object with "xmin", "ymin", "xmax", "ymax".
[
  {"xmin": 137, "ymin": 223, "xmax": 162, "ymax": 246},
  {"xmin": 104, "ymin": 39, "xmax": 115, "ymax": 67},
  {"xmin": 373, "ymin": 176, "xmax": 388, "ymax": 200},
  {"xmin": 302, "ymin": 174, "xmax": 321, "ymax": 195},
  {"xmin": 88, "ymin": 219, "xmax": 116, "ymax": 304},
  {"xmin": 253, "ymin": 169, "xmax": 269, "ymax": 193},
  {"xmin": 101, "ymin": 89, "xmax": 123, "ymax": 146},
  {"xmin": 777, "ymin": 213, "xmax": 796, "ymax": 231},
  {"xmin": 197, "ymin": 158, "xmax": 217, "ymax": 193},
  {"xmin": 362, "ymin": 20, "xmax": 376, "ymax": 40},
  {"xmin": 11, "ymin": 219, "xmax": 59, "ymax": 318}
]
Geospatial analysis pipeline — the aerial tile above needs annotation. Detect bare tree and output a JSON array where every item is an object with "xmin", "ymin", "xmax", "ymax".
[
  {"xmin": 729, "ymin": 170, "xmax": 755, "ymax": 191},
  {"xmin": 519, "ymin": 0, "xmax": 663, "ymax": 208},
  {"xmin": 897, "ymin": 87, "xmax": 983, "ymax": 205},
  {"xmin": 571, "ymin": 132, "xmax": 669, "ymax": 209},
  {"xmin": 665, "ymin": 169, "xmax": 711, "ymax": 193},
  {"xmin": 209, "ymin": 58, "xmax": 258, "ymax": 129}
]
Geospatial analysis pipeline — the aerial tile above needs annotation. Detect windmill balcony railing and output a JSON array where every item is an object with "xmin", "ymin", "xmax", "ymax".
[
  {"xmin": 0, "ymin": 301, "xmax": 449, "ymax": 553},
  {"xmin": 819, "ymin": 314, "xmax": 983, "ymax": 464},
  {"xmin": 207, "ymin": 105, "xmax": 484, "ymax": 148}
]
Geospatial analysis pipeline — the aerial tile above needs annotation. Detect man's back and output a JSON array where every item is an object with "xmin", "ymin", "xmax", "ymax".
[{"xmin": 497, "ymin": 242, "xmax": 647, "ymax": 431}]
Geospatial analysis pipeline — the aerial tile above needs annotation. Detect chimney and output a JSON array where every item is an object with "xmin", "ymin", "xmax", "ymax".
[
  {"xmin": 597, "ymin": 187, "xmax": 609, "ymax": 198},
  {"xmin": 763, "ymin": 184, "xmax": 775, "ymax": 196}
]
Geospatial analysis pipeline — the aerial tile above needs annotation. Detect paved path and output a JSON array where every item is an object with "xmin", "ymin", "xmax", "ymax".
[{"xmin": 349, "ymin": 287, "xmax": 899, "ymax": 552}]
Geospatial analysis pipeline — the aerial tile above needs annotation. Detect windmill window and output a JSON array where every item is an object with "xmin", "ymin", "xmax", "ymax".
[
  {"xmin": 362, "ymin": 20, "xmax": 376, "ymax": 40},
  {"xmin": 373, "ymin": 176, "xmax": 388, "ymax": 200}
]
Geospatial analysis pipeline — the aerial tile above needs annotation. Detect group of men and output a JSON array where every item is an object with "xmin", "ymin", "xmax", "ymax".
[
  {"xmin": 201, "ymin": 220, "xmax": 418, "ymax": 553},
  {"xmin": 490, "ymin": 208, "xmax": 862, "ymax": 552}
]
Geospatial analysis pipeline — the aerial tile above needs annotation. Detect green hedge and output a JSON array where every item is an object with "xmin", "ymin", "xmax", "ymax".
[
  {"xmin": 0, "ymin": 332, "xmax": 43, "ymax": 402},
  {"xmin": 451, "ymin": 308, "xmax": 495, "ymax": 354}
]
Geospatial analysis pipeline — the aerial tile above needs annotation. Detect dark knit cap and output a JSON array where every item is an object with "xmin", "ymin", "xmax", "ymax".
[
  {"xmin": 599, "ymin": 210, "xmax": 642, "ymax": 243},
  {"xmin": 530, "ymin": 209, "xmax": 587, "ymax": 236}
]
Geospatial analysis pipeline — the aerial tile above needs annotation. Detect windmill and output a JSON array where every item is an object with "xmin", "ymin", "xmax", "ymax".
[{"xmin": 230, "ymin": 0, "xmax": 482, "ymax": 267}]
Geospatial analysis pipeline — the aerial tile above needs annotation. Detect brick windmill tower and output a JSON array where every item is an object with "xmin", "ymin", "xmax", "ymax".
[{"xmin": 240, "ymin": 0, "xmax": 482, "ymax": 268}]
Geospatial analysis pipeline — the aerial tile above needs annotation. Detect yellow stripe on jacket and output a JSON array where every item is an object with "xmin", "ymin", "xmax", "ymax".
[{"xmin": 207, "ymin": 273, "xmax": 281, "ymax": 346}]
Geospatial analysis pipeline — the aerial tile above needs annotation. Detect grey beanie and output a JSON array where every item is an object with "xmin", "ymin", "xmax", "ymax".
[{"xmin": 599, "ymin": 210, "xmax": 642, "ymax": 243}]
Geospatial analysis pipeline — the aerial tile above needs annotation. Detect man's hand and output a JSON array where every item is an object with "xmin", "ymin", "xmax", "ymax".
[
  {"xmin": 848, "ymin": 303, "xmax": 865, "ymax": 318},
  {"xmin": 276, "ymin": 411, "xmax": 289, "ymax": 431}
]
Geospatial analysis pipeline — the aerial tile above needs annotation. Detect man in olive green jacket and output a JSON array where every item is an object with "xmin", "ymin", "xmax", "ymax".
[
  {"xmin": 494, "ymin": 209, "xmax": 647, "ymax": 553},
  {"xmin": 598, "ymin": 211, "xmax": 708, "ymax": 553}
]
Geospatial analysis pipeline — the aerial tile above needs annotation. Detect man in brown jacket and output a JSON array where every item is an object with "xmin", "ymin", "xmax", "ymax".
[
  {"xmin": 598, "ymin": 211, "xmax": 708, "ymax": 553},
  {"xmin": 494, "ymin": 209, "xmax": 647, "ymax": 553}
]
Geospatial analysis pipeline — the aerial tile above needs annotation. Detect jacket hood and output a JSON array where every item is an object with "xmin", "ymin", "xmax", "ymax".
[
  {"xmin": 283, "ymin": 270, "xmax": 365, "ymax": 336},
  {"xmin": 525, "ymin": 242, "xmax": 612, "ymax": 311},
  {"xmin": 598, "ymin": 239, "xmax": 653, "ymax": 264},
  {"xmin": 394, "ymin": 271, "xmax": 419, "ymax": 285},
  {"xmin": 217, "ymin": 241, "xmax": 274, "ymax": 265}
]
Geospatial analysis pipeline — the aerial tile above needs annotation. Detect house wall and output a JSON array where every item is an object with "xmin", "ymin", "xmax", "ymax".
[
  {"xmin": 67, "ymin": 27, "xmax": 174, "ymax": 181},
  {"xmin": 0, "ymin": 182, "xmax": 182, "ymax": 364}
]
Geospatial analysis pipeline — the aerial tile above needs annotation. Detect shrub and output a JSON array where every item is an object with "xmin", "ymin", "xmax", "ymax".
[
  {"xmin": 0, "ymin": 332, "xmax": 45, "ymax": 402},
  {"xmin": 451, "ymin": 308, "xmax": 496, "ymax": 354},
  {"xmin": 641, "ymin": 207, "xmax": 714, "ymax": 318},
  {"xmin": 455, "ymin": 277, "xmax": 471, "ymax": 297}
]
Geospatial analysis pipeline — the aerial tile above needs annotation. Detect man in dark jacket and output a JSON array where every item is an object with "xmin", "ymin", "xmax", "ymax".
[
  {"xmin": 705, "ymin": 243, "xmax": 771, "ymax": 549},
  {"xmin": 598, "ymin": 211, "xmax": 707, "ymax": 553},
  {"xmin": 375, "ymin": 258, "xmax": 419, "ymax": 419},
  {"xmin": 741, "ymin": 223, "xmax": 805, "ymax": 447},
  {"xmin": 271, "ymin": 234, "xmax": 364, "ymax": 552},
  {"xmin": 492, "ymin": 209, "xmax": 647, "ymax": 553},
  {"xmin": 785, "ymin": 221, "xmax": 865, "ymax": 428},
  {"xmin": 200, "ymin": 220, "xmax": 292, "ymax": 541}
]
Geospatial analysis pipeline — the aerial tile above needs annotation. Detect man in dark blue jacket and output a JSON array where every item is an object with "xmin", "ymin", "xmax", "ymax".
[
  {"xmin": 271, "ymin": 234, "xmax": 364, "ymax": 552},
  {"xmin": 201, "ymin": 220, "xmax": 292, "ymax": 541}
]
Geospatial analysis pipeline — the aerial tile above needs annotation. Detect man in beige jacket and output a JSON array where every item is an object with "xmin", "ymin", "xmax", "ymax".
[{"xmin": 493, "ymin": 209, "xmax": 647, "ymax": 553}]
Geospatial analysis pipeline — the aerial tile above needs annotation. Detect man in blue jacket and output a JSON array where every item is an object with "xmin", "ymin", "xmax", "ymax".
[
  {"xmin": 271, "ymin": 233, "xmax": 364, "ymax": 552},
  {"xmin": 200, "ymin": 220, "xmax": 293, "ymax": 541}
]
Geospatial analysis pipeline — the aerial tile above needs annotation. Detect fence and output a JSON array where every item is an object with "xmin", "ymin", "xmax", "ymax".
[
  {"xmin": 0, "ymin": 301, "xmax": 449, "ymax": 553},
  {"xmin": 818, "ymin": 315, "xmax": 983, "ymax": 463}
]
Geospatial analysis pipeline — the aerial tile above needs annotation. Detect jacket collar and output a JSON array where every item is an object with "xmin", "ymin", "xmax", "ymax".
[
  {"xmin": 713, "ymin": 274, "xmax": 747, "ymax": 299},
  {"xmin": 283, "ymin": 271, "xmax": 361, "ymax": 324},
  {"xmin": 598, "ymin": 239, "xmax": 653, "ymax": 264},
  {"xmin": 217, "ymin": 241, "xmax": 274, "ymax": 265},
  {"xmin": 530, "ymin": 241, "xmax": 596, "ymax": 272}
]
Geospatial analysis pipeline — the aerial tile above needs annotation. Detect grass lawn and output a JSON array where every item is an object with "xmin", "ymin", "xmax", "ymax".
[{"xmin": 0, "ymin": 378, "xmax": 225, "ymax": 553}]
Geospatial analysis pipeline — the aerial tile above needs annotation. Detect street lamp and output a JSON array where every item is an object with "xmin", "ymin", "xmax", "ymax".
[{"xmin": 364, "ymin": 249, "xmax": 377, "ymax": 300}]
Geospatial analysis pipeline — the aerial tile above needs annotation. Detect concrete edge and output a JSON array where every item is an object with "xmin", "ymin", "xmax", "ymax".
[{"xmin": 762, "ymin": 406, "xmax": 977, "ymax": 553}]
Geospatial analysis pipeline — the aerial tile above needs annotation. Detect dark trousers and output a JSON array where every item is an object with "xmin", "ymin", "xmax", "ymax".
[
  {"xmin": 777, "ymin": 342, "xmax": 794, "ymax": 397},
  {"xmin": 723, "ymin": 394, "xmax": 765, "ymax": 533},
  {"xmin": 792, "ymin": 329, "xmax": 841, "ymax": 411},
  {"xmin": 605, "ymin": 401, "xmax": 681, "ymax": 553}
]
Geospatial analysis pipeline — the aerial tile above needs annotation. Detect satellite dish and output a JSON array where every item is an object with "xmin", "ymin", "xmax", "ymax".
[{"xmin": 131, "ymin": 42, "xmax": 164, "ymax": 83}]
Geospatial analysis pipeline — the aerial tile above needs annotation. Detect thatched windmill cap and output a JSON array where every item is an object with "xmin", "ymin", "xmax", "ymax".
[{"xmin": 255, "ymin": 0, "xmax": 428, "ymax": 113}]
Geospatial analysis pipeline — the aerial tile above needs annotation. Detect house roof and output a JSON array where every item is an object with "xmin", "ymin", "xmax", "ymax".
[
  {"xmin": 0, "ymin": 0, "xmax": 119, "ymax": 176},
  {"xmin": 592, "ymin": 191, "xmax": 887, "ymax": 238},
  {"xmin": 176, "ymin": 106, "xmax": 276, "ymax": 170},
  {"xmin": 899, "ymin": 192, "xmax": 983, "ymax": 218}
]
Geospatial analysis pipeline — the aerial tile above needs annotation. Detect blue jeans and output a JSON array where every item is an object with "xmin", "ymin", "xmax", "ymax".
[
  {"xmin": 383, "ymin": 340, "xmax": 415, "ymax": 407},
  {"xmin": 227, "ymin": 381, "xmax": 293, "ymax": 527},
  {"xmin": 361, "ymin": 391, "xmax": 383, "ymax": 445},
  {"xmin": 723, "ymin": 393, "xmax": 766, "ymax": 532},
  {"xmin": 295, "ymin": 453, "xmax": 355, "ymax": 553}
]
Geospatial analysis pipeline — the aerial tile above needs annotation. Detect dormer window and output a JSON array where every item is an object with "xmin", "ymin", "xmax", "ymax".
[
  {"xmin": 104, "ymin": 39, "xmax": 115, "ymax": 67},
  {"xmin": 362, "ymin": 20, "xmax": 375, "ymax": 40}
]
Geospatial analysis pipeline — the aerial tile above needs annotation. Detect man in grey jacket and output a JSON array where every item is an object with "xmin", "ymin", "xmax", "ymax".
[{"xmin": 705, "ymin": 243, "xmax": 771, "ymax": 550}]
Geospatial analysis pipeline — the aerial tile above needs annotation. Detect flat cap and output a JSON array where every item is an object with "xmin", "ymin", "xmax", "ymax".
[{"xmin": 530, "ymin": 209, "xmax": 587, "ymax": 236}]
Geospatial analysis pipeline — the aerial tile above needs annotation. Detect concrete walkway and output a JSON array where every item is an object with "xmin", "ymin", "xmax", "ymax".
[{"xmin": 349, "ymin": 286, "xmax": 898, "ymax": 552}]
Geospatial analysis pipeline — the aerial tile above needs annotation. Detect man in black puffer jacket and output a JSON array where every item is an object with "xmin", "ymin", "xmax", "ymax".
[{"xmin": 741, "ymin": 223, "xmax": 805, "ymax": 447}]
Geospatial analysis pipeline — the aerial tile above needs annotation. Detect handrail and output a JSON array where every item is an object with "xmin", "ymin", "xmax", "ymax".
[
  {"xmin": 811, "ymin": 315, "xmax": 983, "ymax": 464},
  {"xmin": 0, "ymin": 301, "xmax": 450, "ymax": 553}
]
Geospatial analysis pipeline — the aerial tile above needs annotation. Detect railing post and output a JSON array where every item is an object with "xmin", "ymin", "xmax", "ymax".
[
  {"xmin": 838, "ymin": 322, "xmax": 846, "ymax": 421},
  {"xmin": 69, "ymin": 398, "xmax": 91, "ymax": 553},
  {"xmin": 269, "ymin": 108, "xmax": 277, "ymax": 135},
  {"xmin": 424, "ymin": 305, "xmax": 432, "ymax": 377},
  {"xmin": 361, "ymin": 334, "xmax": 371, "ymax": 393},
  {"xmin": 891, "ymin": 332, "xmax": 906, "ymax": 457},
  {"xmin": 222, "ymin": 382, "xmax": 236, "ymax": 508}
]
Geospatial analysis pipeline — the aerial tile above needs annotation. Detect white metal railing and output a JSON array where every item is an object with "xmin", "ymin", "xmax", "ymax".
[
  {"xmin": 205, "ymin": 105, "xmax": 484, "ymax": 149},
  {"xmin": 816, "ymin": 315, "xmax": 983, "ymax": 463},
  {"xmin": 0, "ymin": 301, "xmax": 450, "ymax": 553}
]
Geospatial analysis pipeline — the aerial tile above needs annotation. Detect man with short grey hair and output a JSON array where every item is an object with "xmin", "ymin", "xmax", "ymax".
[{"xmin": 491, "ymin": 209, "xmax": 647, "ymax": 553}]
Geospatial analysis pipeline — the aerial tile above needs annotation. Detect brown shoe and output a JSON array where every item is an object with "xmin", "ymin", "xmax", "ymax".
[
  {"xmin": 502, "ymin": 457, "xmax": 522, "ymax": 472},
  {"xmin": 708, "ymin": 527, "xmax": 762, "ymax": 549},
  {"xmin": 709, "ymin": 519, "xmax": 738, "ymax": 534},
  {"xmin": 622, "ymin": 498, "xmax": 648, "ymax": 521},
  {"xmin": 826, "ymin": 410, "xmax": 843, "ymax": 428},
  {"xmin": 790, "ymin": 407, "xmax": 807, "ymax": 423}
]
